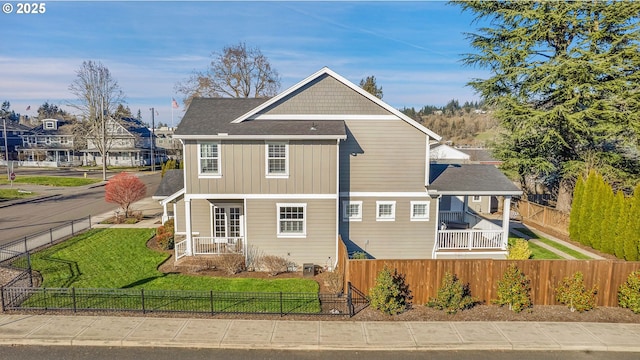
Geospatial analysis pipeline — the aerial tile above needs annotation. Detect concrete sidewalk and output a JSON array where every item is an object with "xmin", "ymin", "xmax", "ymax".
[{"xmin": 0, "ymin": 314, "xmax": 639, "ymax": 351}]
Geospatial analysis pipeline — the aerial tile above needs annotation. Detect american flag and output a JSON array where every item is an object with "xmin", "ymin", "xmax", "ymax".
[
  {"xmin": 172, "ymin": 98, "xmax": 179, "ymax": 109},
  {"xmin": 26, "ymin": 106, "xmax": 31, "ymax": 111}
]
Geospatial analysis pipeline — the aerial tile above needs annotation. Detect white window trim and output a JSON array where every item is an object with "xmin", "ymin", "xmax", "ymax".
[
  {"xmin": 342, "ymin": 200, "xmax": 362, "ymax": 222},
  {"xmin": 410, "ymin": 201, "xmax": 430, "ymax": 221},
  {"xmin": 472, "ymin": 195, "xmax": 482, "ymax": 203},
  {"xmin": 265, "ymin": 141, "xmax": 289, "ymax": 178},
  {"xmin": 376, "ymin": 201, "xmax": 396, "ymax": 222},
  {"xmin": 276, "ymin": 203, "xmax": 306, "ymax": 238},
  {"xmin": 197, "ymin": 141, "xmax": 221, "ymax": 178}
]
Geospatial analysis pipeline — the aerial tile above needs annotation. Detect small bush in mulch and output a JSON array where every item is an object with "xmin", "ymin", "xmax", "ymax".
[
  {"xmin": 618, "ymin": 270, "xmax": 640, "ymax": 314},
  {"xmin": 369, "ymin": 266, "xmax": 412, "ymax": 315},
  {"xmin": 427, "ymin": 272, "xmax": 478, "ymax": 314},
  {"xmin": 493, "ymin": 264, "xmax": 532, "ymax": 313},
  {"xmin": 555, "ymin": 271, "xmax": 598, "ymax": 312}
]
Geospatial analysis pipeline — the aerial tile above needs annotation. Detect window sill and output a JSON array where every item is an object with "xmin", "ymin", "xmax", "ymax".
[
  {"xmin": 198, "ymin": 174, "xmax": 222, "ymax": 179},
  {"xmin": 277, "ymin": 234, "xmax": 307, "ymax": 238},
  {"xmin": 376, "ymin": 218, "xmax": 395, "ymax": 222},
  {"xmin": 266, "ymin": 174, "xmax": 289, "ymax": 179}
]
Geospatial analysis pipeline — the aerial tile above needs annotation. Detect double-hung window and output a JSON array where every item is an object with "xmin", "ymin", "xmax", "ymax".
[
  {"xmin": 266, "ymin": 142, "xmax": 288, "ymax": 178},
  {"xmin": 198, "ymin": 142, "xmax": 221, "ymax": 177},
  {"xmin": 410, "ymin": 201, "xmax": 430, "ymax": 221},
  {"xmin": 277, "ymin": 203, "xmax": 306, "ymax": 237},
  {"xmin": 342, "ymin": 201, "xmax": 362, "ymax": 222},
  {"xmin": 376, "ymin": 201, "xmax": 396, "ymax": 221}
]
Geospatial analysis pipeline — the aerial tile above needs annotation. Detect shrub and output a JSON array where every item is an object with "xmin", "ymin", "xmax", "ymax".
[
  {"xmin": 427, "ymin": 272, "xmax": 478, "ymax": 314},
  {"xmin": 351, "ymin": 251, "xmax": 368, "ymax": 259},
  {"xmin": 245, "ymin": 245, "xmax": 264, "ymax": 272},
  {"xmin": 320, "ymin": 268, "xmax": 344, "ymax": 295},
  {"xmin": 215, "ymin": 254, "xmax": 245, "ymax": 275},
  {"xmin": 555, "ymin": 271, "xmax": 598, "ymax": 312},
  {"xmin": 368, "ymin": 266, "xmax": 412, "ymax": 315},
  {"xmin": 507, "ymin": 238, "xmax": 532, "ymax": 260},
  {"xmin": 156, "ymin": 219, "xmax": 175, "ymax": 250},
  {"xmin": 618, "ymin": 270, "xmax": 640, "ymax": 313},
  {"xmin": 493, "ymin": 264, "xmax": 532, "ymax": 313},
  {"xmin": 260, "ymin": 255, "xmax": 289, "ymax": 276}
]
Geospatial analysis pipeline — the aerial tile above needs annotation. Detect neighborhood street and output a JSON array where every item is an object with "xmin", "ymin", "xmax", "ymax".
[{"xmin": 0, "ymin": 168, "xmax": 162, "ymax": 246}]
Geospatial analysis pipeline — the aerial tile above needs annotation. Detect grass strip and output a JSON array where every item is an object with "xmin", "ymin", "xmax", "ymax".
[
  {"xmin": 0, "ymin": 176, "xmax": 102, "ymax": 187},
  {"xmin": 0, "ymin": 188, "xmax": 37, "ymax": 201},
  {"xmin": 515, "ymin": 227, "xmax": 592, "ymax": 260}
]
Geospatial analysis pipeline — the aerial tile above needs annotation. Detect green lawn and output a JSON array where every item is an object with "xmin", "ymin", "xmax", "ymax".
[
  {"xmin": 29, "ymin": 228, "xmax": 318, "ymax": 293},
  {"xmin": 0, "ymin": 188, "xmax": 37, "ymax": 201},
  {"xmin": 509, "ymin": 234, "xmax": 564, "ymax": 260},
  {"xmin": 515, "ymin": 227, "xmax": 592, "ymax": 260},
  {"xmin": 0, "ymin": 176, "xmax": 102, "ymax": 187}
]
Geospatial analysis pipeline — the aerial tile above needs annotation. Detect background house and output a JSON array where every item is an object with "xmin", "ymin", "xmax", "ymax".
[
  {"xmin": 83, "ymin": 117, "xmax": 166, "ymax": 167},
  {"xmin": 17, "ymin": 118, "xmax": 80, "ymax": 167}
]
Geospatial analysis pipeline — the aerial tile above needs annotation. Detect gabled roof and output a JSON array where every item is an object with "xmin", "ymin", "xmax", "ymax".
[
  {"xmin": 153, "ymin": 169, "xmax": 185, "ymax": 203},
  {"xmin": 428, "ymin": 164, "xmax": 522, "ymax": 196},
  {"xmin": 230, "ymin": 67, "xmax": 442, "ymax": 141},
  {"xmin": 174, "ymin": 98, "xmax": 346, "ymax": 140},
  {"xmin": 431, "ymin": 144, "xmax": 471, "ymax": 160}
]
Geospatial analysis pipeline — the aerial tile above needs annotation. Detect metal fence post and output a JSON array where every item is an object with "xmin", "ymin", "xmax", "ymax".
[
  {"xmin": 0, "ymin": 286, "xmax": 5, "ymax": 312},
  {"xmin": 72, "ymin": 288, "xmax": 77, "ymax": 313},
  {"xmin": 50, "ymin": 228, "xmax": 53, "ymax": 245},
  {"xmin": 280, "ymin": 292, "xmax": 283, "ymax": 317},
  {"xmin": 141, "ymin": 289, "xmax": 145, "ymax": 314},
  {"xmin": 23, "ymin": 237, "xmax": 28, "ymax": 254},
  {"xmin": 71, "ymin": 220, "xmax": 75, "ymax": 236},
  {"xmin": 347, "ymin": 282, "xmax": 354, "ymax": 317},
  {"xmin": 210, "ymin": 290, "xmax": 214, "ymax": 315}
]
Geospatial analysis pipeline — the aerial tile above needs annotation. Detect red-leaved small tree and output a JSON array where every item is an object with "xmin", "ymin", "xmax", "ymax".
[{"xmin": 105, "ymin": 172, "xmax": 147, "ymax": 217}]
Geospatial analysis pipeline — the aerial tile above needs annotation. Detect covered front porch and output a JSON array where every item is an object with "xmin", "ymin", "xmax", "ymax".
[{"xmin": 428, "ymin": 163, "xmax": 523, "ymax": 259}]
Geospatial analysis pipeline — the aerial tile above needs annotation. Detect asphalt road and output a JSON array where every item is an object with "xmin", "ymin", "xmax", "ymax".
[{"xmin": 0, "ymin": 168, "xmax": 162, "ymax": 245}]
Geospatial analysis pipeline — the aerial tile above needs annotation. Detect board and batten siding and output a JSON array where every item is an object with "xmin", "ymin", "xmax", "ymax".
[
  {"xmin": 340, "ymin": 120, "xmax": 427, "ymax": 193},
  {"xmin": 339, "ymin": 197, "xmax": 437, "ymax": 259},
  {"xmin": 257, "ymin": 74, "xmax": 389, "ymax": 116},
  {"xmin": 188, "ymin": 199, "xmax": 215, "ymax": 237},
  {"xmin": 246, "ymin": 198, "xmax": 337, "ymax": 267},
  {"xmin": 173, "ymin": 198, "xmax": 186, "ymax": 234},
  {"xmin": 183, "ymin": 139, "xmax": 337, "ymax": 195}
]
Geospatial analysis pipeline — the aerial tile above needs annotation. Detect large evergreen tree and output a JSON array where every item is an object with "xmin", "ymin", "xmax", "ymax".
[{"xmin": 455, "ymin": 1, "xmax": 640, "ymax": 211}]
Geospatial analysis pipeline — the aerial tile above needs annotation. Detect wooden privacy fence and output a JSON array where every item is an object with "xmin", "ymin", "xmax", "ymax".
[
  {"xmin": 338, "ymin": 243, "xmax": 640, "ymax": 307},
  {"xmin": 516, "ymin": 200, "xmax": 569, "ymax": 238}
]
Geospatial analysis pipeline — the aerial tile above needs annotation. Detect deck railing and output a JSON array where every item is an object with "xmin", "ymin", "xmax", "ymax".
[
  {"xmin": 193, "ymin": 237, "xmax": 244, "ymax": 255},
  {"xmin": 436, "ymin": 229, "xmax": 505, "ymax": 250}
]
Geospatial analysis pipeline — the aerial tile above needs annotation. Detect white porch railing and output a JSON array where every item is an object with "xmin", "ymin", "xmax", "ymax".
[
  {"xmin": 193, "ymin": 237, "xmax": 244, "ymax": 255},
  {"xmin": 436, "ymin": 230, "xmax": 505, "ymax": 250},
  {"xmin": 175, "ymin": 239, "xmax": 187, "ymax": 260}
]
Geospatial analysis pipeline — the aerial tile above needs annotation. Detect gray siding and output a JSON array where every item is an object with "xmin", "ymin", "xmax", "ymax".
[
  {"xmin": 184, "ymin": 139, "xmax": 337, "ymax": 195},
  {"xmin": 259, "ymin": 74, "xmax": 389, "ymax": 116},
  {"xmin": 246, "ymin": 198, "xmax": 337, "ymax": 267},
  {"xmin": 340, "ymin": 120, "xmax": 427, "ymax": 193},
  {"xmin": 174, "ymin": 198, "xmax": 186, "ymax": 233},
  {"xmin": 189, "ymin": 199, "xmax": 214, "ymax": 237},
  {"xmin": 339, "ymin": 197, "xmax": 437, "ymax": 259}
]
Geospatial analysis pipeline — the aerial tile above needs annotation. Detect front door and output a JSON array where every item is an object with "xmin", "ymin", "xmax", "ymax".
[{"xmin": 212, "ymin": 204, "xmax": 244, "ymax": 246}]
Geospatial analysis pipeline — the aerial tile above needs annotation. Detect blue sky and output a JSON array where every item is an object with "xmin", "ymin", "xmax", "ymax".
[{"xmin": 1, "ymin": 1, "xmax": 488, "ymax": 126}]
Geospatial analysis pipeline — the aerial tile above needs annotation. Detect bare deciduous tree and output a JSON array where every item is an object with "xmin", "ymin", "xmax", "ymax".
[
  {"xmin": 68, "ymin": 60, "xmax": 125, "ymax": 180},
  {"xmin": 175, "ymin": 42, "xmax": 281, "ymax": 107}
]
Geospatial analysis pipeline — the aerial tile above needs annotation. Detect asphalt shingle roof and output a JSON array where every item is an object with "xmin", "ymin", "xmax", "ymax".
[
  {"xmin": 174, "ymin": 98, "xmax": 346, "ymax": 137},
  {"xmin": 153, "ymin": 169, "xmax": 184, "ymax": 198},
  {"xmin": 429, "ymin": 164, "xmax": 521, "ymax": 195}
]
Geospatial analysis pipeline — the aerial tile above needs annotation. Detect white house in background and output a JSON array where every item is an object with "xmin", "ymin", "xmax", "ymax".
[
  {"xmin": 82, "ymin": 117, "xmax": 167, "ymax": 167},
  {"xmin": 17, "ymin": 118, "xmax": 80, "ymax": 167},
  {"xmin": 430, "ymin": 144, "xmax": 471, "ymax": 163}
]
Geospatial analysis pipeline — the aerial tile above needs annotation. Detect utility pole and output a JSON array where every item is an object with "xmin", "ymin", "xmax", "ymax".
[
  {"xmin": 2, "ymin": 116, "xmax": 9, "ymax": 181},
  {"xmin": 150, "ymin": 108, "xmax": 155, "ymax": 172}
]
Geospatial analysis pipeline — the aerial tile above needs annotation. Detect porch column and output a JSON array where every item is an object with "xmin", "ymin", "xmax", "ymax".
[
  {"xmin": 502, "ymin": 196, "xmax": 511, "ymax": 250},
  {"xmin": 184, "ymin": 198, "xmax": 193, "ymax": 255},
  {"xmin": 161, "ymin": 201, "xmax": 168, "ymax": 224}
]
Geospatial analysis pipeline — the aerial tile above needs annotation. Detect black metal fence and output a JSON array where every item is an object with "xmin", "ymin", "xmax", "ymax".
[
  {"xmin": 0, "ymin": 216, "xmax": 92, "ymax": 263},
  {"xmin": 1, "ymin": 282, "xmax": 369, "ymax": 317}
]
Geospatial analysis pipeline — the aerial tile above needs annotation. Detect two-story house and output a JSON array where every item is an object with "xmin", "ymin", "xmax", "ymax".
[
  {"xmin": 155, "ymin": 68, "xmax": 521, "ymax": 268},
  {"xmin": 83, "ymin": 117, "xmax": 167, "ymax": 167},
  {"xmin": 1, "ymin": 119, "xmax": 32, "ymax": 163},
  {"xmin": 17, "ymin": 118, "xmax": 79, "ymax": 167}
]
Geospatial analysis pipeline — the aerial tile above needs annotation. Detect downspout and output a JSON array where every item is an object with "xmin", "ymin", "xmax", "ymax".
[
  {"xmin": 502, "ymin": 196, "xmax": 511, "ymax": 251},
  {"xmin": 432, "ymin": 194, "xmax": 441, "ymax": 259},
  {"xmin": 334, "ymin": 138, "xmax": 340, "ymax": 271}
]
